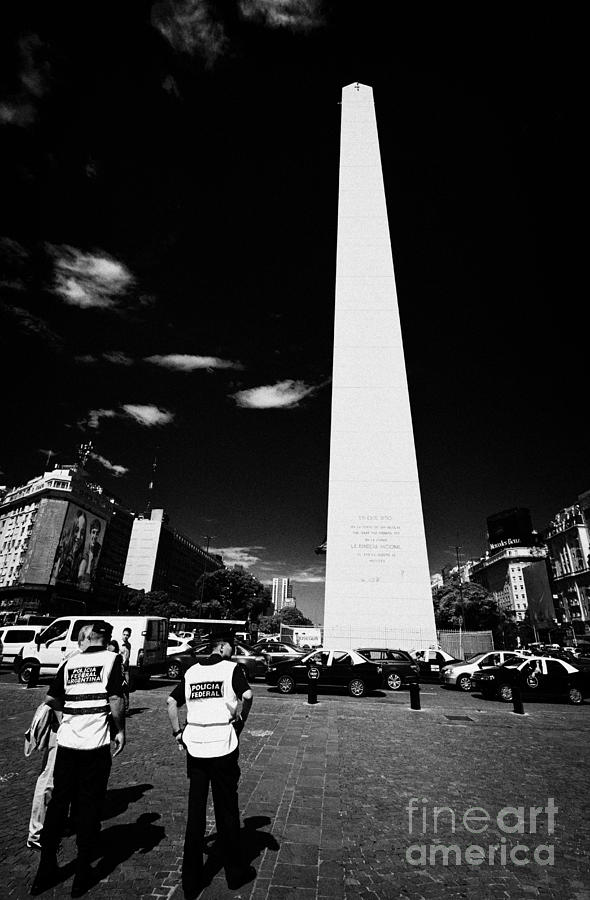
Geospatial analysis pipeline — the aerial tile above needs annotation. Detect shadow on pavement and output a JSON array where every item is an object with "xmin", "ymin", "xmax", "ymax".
[
  {"xmin": 200, "ymin": 815, "xmax": 280, "ymax": 886},
  {"xmin": 91, "ymin": 813, "xmax": 165, "ymax": 881},
  {"xmin": 102, "ymin": 783, "xmax": 153, "ymax": 820}
]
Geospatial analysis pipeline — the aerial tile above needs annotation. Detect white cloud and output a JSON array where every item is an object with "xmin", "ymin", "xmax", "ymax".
[
  {"xmin": 75, "ymin": 354, "xmax": 98, "ymax": 364},
  {"xmin": 289, "ymin": 565, "xmax": 326, "ymax": 584},
  {"xmin": 145, "ymin": 353, "xmax": 243, "ymax": 372},
  {"xmin": 209, "ymin": 546, "xmax": 265, "ymax": 568},
  {"xmin": 51, "ymin": 246, "xmax": 134, "ymax": 309},
  {"xmin": 90, "ymin": 452, "xmax": 129, "ymax": 478},
  {"xmin": 121, "ymin": 404, "xmax": 175, "ymax": 427},
  {"xmin": 103, "ymin": 351, "xmax": 134, "ymax": 366},
  {"xmin": 81, "ymin": 404, "xmax": 173, "ymax": 430},
  {"xmin": 151, "ymin": 0, "xmax": 228, "ymax": 65},
  {"xmin": 238, "ymin": 0, "xmax": 323, "ymax": 30},
  {"xmin": 232, "ymin": 379, "xmax": 316, "ymax": 409}
]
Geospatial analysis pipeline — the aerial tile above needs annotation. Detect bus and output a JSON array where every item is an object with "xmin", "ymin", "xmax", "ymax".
[{"xmin": 169, "ymin": 618, "xmax": 252, "ymax": 644}]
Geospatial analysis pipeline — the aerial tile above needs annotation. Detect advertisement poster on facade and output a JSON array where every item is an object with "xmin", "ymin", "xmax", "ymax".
[{"xmin": 50, "ymin": 504, "xmax": 107, "ymax": 591}]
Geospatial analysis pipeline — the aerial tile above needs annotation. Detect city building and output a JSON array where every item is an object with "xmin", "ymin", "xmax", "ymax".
[
  {"xmin": 272, "ymin": 577, "xmax": 293, "ymax": 612},
  {"xmin": 430, "ymin": 573, "xmax": 443, "ymax": 591},
  {"xmin": 122, "ymin": 508, "xmax": 223, "ymax": 606},
  {"xmin": 541, "ymin": 491, "xmax": 590, "ymax": 630},
  {"xmin": 486, "ymin": 507, "xmax": 536, "ymax": 552},
  {"xmin": 0, "ymin": 464, "xmax": 131, "ymax": 616},
  {"xmin": 470, "ymin": 546, "xmax": 551, "ymax": 622}
]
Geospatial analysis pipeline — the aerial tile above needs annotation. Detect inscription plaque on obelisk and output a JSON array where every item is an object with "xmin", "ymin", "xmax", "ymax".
[{"xmin": 323, "ymin": 83, "xmax": 437, "ymax": 648}]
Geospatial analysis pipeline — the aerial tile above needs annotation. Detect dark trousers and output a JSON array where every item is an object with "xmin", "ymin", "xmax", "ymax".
[
  {"xmin": 41, "ymin": 745, "xmax": 111, "ymax": 863},
  {"xmin": 183, "ymin": 748, "xmax": 245, "ymax": 884}
]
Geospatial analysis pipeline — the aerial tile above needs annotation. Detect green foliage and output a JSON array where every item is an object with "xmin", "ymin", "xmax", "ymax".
[
  {"xmin": 197, "ymin": 567, "xmax": 272, "ymax": 621},
  {"xmin": 257, "ymin": 605, "xmax": 314, "ymax": 633},
  {"xmin": 433, "ymin": 579, "xmax": 509, "ymax": 631},
  {"xmin": 123, "ymin": 589, "xmax": 189, "ymax": 617}
]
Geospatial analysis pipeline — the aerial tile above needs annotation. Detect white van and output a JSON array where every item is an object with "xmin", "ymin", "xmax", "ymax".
[
  {"xmin": 14, "ymin": 615, "xmax": 168, "ymax": 686},
  {"xmin": 0, "ymin": 625, "xmax": 45, "ymax": 665}
]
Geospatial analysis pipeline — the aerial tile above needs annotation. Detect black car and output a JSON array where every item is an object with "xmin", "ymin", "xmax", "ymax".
[
  {"xmin": 355, "ymin": 648, "xmax": 419, "ymax": 690},
  {"xmin": 165, "ymin": 643, "xmax": 267, "ymax": 682},
  {"xmin": 265, "ymin": 648, "xmax": 383, "ymax": 697},
  {"xmin": 250, "ymin": 640, "xmax": 305, "ymax": 666},
  {"xmin": 471, "ymin": 655, "xmax": 590, "ymax": 705}
]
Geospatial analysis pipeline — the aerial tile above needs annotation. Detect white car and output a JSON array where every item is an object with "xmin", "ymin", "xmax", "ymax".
[
  {"xmin": 0, "ymin": 625, "xmax": 45, "ymax": 665},
  {"xmin": 167, "ymin": 635, "xmax": 194, "ymax": 656},
  {"xmin": 441, "ymin": 650, "xmax": 527, "ymax": 691}
]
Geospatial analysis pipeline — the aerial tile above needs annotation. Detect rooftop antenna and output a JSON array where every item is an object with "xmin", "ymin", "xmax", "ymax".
[{"xmin": 145, "ymin": 449, "xmax": 159, "ymax": 518}]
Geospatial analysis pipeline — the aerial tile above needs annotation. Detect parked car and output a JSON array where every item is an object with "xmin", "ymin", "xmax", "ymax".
[
  {"xmin": 355, "ymin": 648, "xmax": 419, "ymax": 690},
  {"xmin": 471, "ymin": 655, "xmax": 590, "ymax": 704},
  {"xmin": 251, "ymin": 641, "xmax": 305, "ymax": 666},
  {"xmin": 165, "ymin": 642, "xmax": 267, "ymax": 682},
  {"xmin": 167, "ymin": 635, "xmax": 195, "ymax": 656},
  {"xmin": 441, "ymin": 650, "xmax": 526, "ymax": 692},
  {"xmin": 265, "ymin": 647, "xmax": 383, "ymax": 697},
  {"xmin": 409, "ymin": 648, "xmax": 462, "ymax": 681},
  {"xmin": 0, "ymin": 625, "xmax": 45, "ymax": 665}
]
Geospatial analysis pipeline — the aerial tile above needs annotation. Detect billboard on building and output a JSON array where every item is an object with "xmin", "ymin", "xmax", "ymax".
[
  {"xmin": 50, "ymin": 504, "xmax": 108, "ymax": 591},
  {"xmin": 523, "ymin": 562, "xmax": 555, "ymax": 627},
  {"xmin": 487, "ymin": 508, "xmax": 534, "ymax": 552}
]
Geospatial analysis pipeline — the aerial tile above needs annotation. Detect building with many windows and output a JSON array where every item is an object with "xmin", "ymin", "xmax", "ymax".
[
  {"xmin": 0, "ymin": 465, "xmax": 131, "ymax": 616},
  {"xmin": 122, "ymin": 509, "xmax": 223, "ymax": 606},
  {"xmin": 271, "ymin": 577, "xmax": 293, "ymax": 612},
  {"xmin": 541, "ymin": 492, "xmax": 590, "ymax": 629},
  {"xmin": 469, "ymin": 546, "xmax": 551, "ymax": 622}
]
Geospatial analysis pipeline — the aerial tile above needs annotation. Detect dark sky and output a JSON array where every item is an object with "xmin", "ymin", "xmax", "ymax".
[{"xmin": 0, "ymin": 3, "xmax": 584, "ymax": 623}]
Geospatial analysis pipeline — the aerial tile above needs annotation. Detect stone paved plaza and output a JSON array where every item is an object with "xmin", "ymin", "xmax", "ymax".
[{"xmin": 1, "ymin": 674, "xmax": 589, "ymax": 900}]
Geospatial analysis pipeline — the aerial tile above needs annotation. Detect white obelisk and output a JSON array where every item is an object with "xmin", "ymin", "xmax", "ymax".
[{"xmin": 323, "ymin": 83, "xmax": 437, "ymax": 649}]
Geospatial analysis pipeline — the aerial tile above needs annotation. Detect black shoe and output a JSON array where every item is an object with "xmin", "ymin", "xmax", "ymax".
[
  {"xmin": 182, "ymin": 876, "xmax": 207, "ymax": 900},
  {"xmin": 70, "ymin": 863, "xmax": 93, "ymax": 898},
  {"xmin": 30, "ymin": 857, "xmax": 59, "ymax": 895},
  {"xmin": 226, "ymin": 865, "xmax": 256, "ymax": 891}
]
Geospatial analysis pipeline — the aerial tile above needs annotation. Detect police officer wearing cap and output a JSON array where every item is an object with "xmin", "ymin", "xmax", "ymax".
[
  {"xmin": 30, "ymin": 620, "xmax": 126, "ymax": 898},
  {"xmin": 167, "ymin": 633, "xmax": 255, "ymax": 898}
]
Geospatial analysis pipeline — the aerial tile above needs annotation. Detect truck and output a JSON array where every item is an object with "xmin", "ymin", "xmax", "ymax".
[
  {"xmin": 280, "ymin": 625, "xmax": 323, "ymax": 649},
  {"xmin": 13, "ymin": 614, "xmax": 168, "ymax": 686}
]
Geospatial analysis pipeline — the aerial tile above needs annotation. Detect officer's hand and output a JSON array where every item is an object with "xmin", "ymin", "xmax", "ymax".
[
  {"xmin": 233, "ymin": 718, "xmax": 244, "ymax": 737},
  {"xmin": 112, "ymin": 730, "xmax": 126, "ymax": 757}
]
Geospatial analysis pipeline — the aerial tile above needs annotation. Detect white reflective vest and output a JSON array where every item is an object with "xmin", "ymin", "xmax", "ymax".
[
  {"xmin": 183, "ymin": 660, "xmax": 239, "ymax": 758},
  {"xmin": 57, "ymin": 649, "xmax": 117, "ymax": 750}
]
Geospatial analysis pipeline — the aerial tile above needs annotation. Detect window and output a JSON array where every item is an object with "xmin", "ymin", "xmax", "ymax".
[
  {"xmin": 546, "ymin": 660, "xmax": 567, "ymax": 677},
  {"xmin": 3, "ymin": 628, "xmax": 36, "ymax": 643},
  {"xmin": 40, "ymin": 620, "xmax": 71, "ymax": 644},
  {"xmin": 332, "ymin": 652, "xmax": 352, "ymax": 666}
]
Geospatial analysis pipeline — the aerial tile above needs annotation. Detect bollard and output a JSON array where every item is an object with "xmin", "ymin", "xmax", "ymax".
[
  {"xmin": 307, "ymin": 678, "xmax": 318, "ymax": 705},
  {"xmin": 307, "ymin": 666, "xmax": 319, "ymax": 705},
  {"xmin": 26, "ymin": 665, "xmax": 40, "ymax": 689},
  {"xmin": 409, "ymin": 680, "xmax": 421, "ymax": 710},
  {"xmin": 511, "ymin": 682, "xmax": 524, "ymax": 715}
]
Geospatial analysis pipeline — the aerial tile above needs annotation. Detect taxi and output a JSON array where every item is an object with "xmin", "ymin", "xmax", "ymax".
[
  {"xmin": 471, "ymin": 655, "xmax": 590, "ymax": 704},
  {"xmin": 265, "ymin": 647, "xmax": 383, "ymax": 697}
]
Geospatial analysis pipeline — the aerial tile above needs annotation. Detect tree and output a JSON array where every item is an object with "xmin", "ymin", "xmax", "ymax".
[
  {"xmin": 432, "ymin": 578, "xmax": 513, "ymax": 645},
  {"xmin": 197, "ymin": 567, "xmax": 271, "ymax": 621},
  {"xmin": 257, "ymin": 606, "xmax": 314, "ymax": 634},
  {"xmin": 123, "ymin": 589, "xmax": 192, "ymax": 618}
]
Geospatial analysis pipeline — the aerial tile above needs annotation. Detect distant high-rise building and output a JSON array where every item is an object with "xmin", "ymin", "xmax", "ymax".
[
  {"xmin": 470, "ymin": 546, "xmax": 551, "ymax": 623},
  {"xmin": 272, "ymin": 577, "xmax": 293, "ymax": 612},
  {"xmin": 122, "ymin": 509, "xmax": 223, "ymax": 606}
]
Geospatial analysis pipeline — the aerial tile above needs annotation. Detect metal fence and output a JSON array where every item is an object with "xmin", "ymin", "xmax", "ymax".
[
  {"xmin": 322, "ymin": 625, "xmax": 494, "ymax": 658},
  {"xmin": 437, "ymin": 630, "xmax": 494, "ymax": 659}
]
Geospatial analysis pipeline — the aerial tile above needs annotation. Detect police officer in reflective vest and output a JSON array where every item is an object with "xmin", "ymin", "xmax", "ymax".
[
  {"xmin": 30, "ymin": 621, "xmax": 126, "ymax": 898},
  {"xmin": 167, "ymin": 634, "xmax": 254, "ymax": 898}
]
